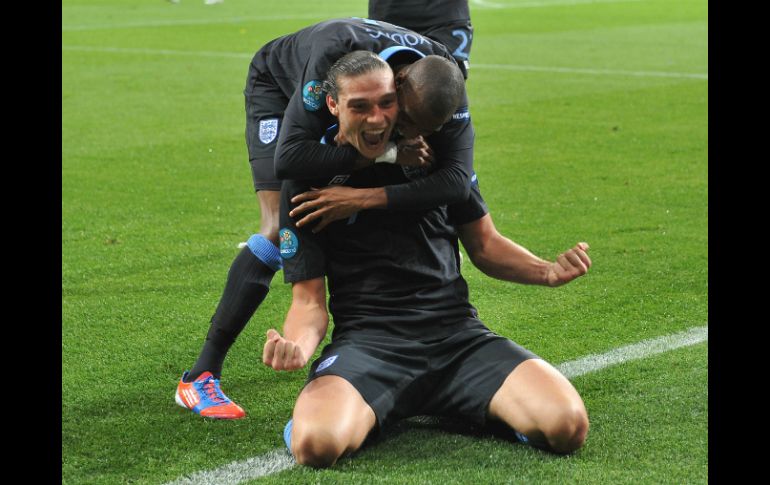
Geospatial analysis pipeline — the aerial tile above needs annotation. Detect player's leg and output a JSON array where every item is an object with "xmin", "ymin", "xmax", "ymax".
[
  {"xmin": 186, "ymin": 188, "xmax": 282, "ymax": 378},
  {"xmin": 289, "ymin": 375, "xmax": 376, "ymax": 468},
  {"xmin": 487, "ymin": 358, "xmax": 589, "ymax": 454},
  {"xmin": 286, "ymin": 336, "xmax": 426, "ymax": 467},
  {"xmin": 176, "ymin": 78, "xmax": 287, "ymax": 418},
  {"xmin": 176, "ymin": 187, "xmax": 282, "ymax": 419},
  {"xmin": 425, "ymin": 326, "xmax": 587, "ymax": 454}
]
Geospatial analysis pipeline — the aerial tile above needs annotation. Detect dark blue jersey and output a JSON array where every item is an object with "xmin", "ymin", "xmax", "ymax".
[
  {"xmin": 245, "ymin": 18, "xmax": 474, "ymax": 211},
  {"xmin": 279, "ymin": 125, "xmax": 489, "ymax": 340}
]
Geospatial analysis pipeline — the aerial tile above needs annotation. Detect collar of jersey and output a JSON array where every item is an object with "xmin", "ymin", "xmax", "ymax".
[{"xmin": 378, "ymin": 46, "xmax": 425, "ymax": 62}]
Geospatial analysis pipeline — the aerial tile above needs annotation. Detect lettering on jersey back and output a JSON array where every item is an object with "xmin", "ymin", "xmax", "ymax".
[{"xmin": 365, "ymin": 27, "xmax": 430, "ymax": 47}]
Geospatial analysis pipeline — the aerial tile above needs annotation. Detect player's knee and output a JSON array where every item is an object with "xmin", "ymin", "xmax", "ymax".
[
  {"xmin": 259, "ymin": 221, "xmax": 279, "ymax": 244},
  {"xmin": 257, "ymin": 191, "xmax": 281, "ymax": 244},
  {"xmin": 245, "ymin": 233, "xmax": 282, "ymax": 272},
  {"xmin": 543, "ymin": 404, "xmax": 589, "ymax": 454},
  {"xmin": 292, "ymin": 423, "xmax": 346, "ymax": 468}
]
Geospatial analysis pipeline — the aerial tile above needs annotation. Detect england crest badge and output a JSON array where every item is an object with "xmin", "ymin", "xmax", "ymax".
[{"xmin": 259, "ymin": 118, "xmax": 279, "ymax": 144}]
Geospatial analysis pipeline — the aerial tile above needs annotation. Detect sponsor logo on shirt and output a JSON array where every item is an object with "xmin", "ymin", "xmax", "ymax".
[
  {"xmin": 452, "ymin": 106, "xmax": 470, "ymax": 122},
  {"xmin": 279, "ymin": 228, "xmax": 299, "ymax": 259},
  {"xmin": 302, "ymin": 80, "xmax": 324, "ymax": 111},
  {"xmin": 315, "ymin": 355, "xmax": 338, "ymax": 373},
  {"xmin": 258, "ymin": 118, "xmax": 279, "ymax": 144},
  {"xmin": 328, "ymin": 174, "xmax": 350, "ymax": 185}
]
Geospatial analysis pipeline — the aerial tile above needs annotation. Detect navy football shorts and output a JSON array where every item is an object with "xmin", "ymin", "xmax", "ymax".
[
  {"xmin": 244, "ymin": 74, "xmax": 289, "ymax": 191},
  {"xmin": 305, "ymin": 319, "xmax": 539, "ymax": 431}
]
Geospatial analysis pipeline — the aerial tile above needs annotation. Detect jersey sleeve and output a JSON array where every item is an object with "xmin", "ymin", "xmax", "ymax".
[
  {"xmin": 279, "ymin": 179, "xmax": 328, "ymax": 283},
  {"xmin": 273, "ymin": 50, "xmax": 362, "ymax": 180},
  {"xmin": 384, "ymin": 95, "xmax": 474, "ymax": 211},
  {"xmin": 447, "ymin": 173, "xmax": 489, "ymax": 226}
]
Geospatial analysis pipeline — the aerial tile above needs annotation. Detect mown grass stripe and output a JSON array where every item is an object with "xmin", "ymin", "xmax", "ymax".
[
  {"xmin": 470, "ymin": 0, "xmax": 641, "ymax": 9},
  {"xmin": 61, "ymin": 12, "xmax": 357, "ymax": 32},
  {"xmin": 472, "ymin": 63, "xmax": 708, "ymax": 80},
  {"xmin": 62, "ymin": 45, "xmax": 252, "ymax": 59},
  {"xmin": 61, "ymin": 1, "xmax": 642, "ymax": 31},
  {"xmin": 62, "ymin": 46, "xmax": 706, "ymax": 80}
]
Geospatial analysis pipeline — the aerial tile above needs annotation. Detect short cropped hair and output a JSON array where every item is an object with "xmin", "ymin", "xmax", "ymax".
[{"xmin": 405, "ymin": 55, "xmax": 465, "ymax": 122}]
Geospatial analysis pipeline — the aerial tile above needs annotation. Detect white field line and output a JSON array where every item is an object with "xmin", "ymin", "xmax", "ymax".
[
  {"xmin": 557, "ymin": 325, "xmax": 708, "ymax": 378},
  {"xmin": 61, "ymin": 1, "xmax": 640, "ymax": 31},
  {"xmin": 61, "ymin": 12, "xmax": 357, "ymax": 32},
  {"xmin": 62, "ymin": 45, "xmax": 252, "ymax": 59},
  {"xmin": 164, "ymin": 325, "xmax": 708, "ymax": 485},
  {"xmin": 470, "ymin": 0, "xmax": 641, "ymax": 9},
  {"xmin": 472, "ymin": 63, "xmax": 708, "ymax": 80},
  {"xmin": 166, "ymin": 449, "xmax": 294, "ymax": 485},
  {"xmin": 62, "ymin": 45, "xmax": 706, "ymax": 80}
]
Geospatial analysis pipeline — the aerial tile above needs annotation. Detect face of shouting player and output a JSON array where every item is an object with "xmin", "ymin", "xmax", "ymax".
[{"xmin": 326, "ymin": 67, "xmax": 398, "ymax": 160}]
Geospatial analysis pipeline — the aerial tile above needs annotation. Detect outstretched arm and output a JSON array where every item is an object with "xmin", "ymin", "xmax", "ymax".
[
  {"xmin": 458, "ymin": 214, "xmax": 591, "ymax": 287},
  {"xmin": 262, "ymin": 277, "xmax": 329, "ymax": 371}
]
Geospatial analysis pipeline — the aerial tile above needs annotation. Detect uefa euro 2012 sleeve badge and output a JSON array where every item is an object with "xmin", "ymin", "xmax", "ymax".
[
  {"xmin": 302, "ymin": 80, "xmax": 324, "ymax": 111},
  {"xmin": 279, "ymin": 228, "xmax": 299, "ymax": 259}
]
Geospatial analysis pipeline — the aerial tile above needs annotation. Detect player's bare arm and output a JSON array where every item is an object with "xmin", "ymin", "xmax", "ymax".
[
  {"xmin": 263, "ymin": 277, "xmax": 329, "ymax": 371},
  {"xmin": 458, "ymin": 214, "xmax": 591, "ymax": 286}
]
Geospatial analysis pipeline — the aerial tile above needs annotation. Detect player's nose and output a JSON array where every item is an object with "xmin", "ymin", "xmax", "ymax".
[{"xmin": 366, "ymin": 106, "xmax": 388, "ymax": 126}]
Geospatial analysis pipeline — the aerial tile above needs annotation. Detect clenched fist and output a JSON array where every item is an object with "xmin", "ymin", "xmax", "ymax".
[
  {"xmin": 262, "ymin": 329, "xmax": 309, "ymax": 371},
  {"xmin": 547, "ymin": 242, "xmax": 592, "ymax": 287}
]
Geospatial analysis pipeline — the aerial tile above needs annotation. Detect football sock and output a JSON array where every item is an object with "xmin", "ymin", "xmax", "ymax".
[
  {"xmin": 513, "ymin": 430, "xmax": 553, "ymax": 452},
  {"xmin": 187, "ymin": 236, "xmax": 281, "ymax": 381},
  {"xmin": 486, "ymin": 420, "xmax": 549, "ymax": 451},
  {"xmin": 514, "ymin": 431, "xmax": 531, "ymax": 444},
  {"xmin": 283, "ymin": 419, "xmax": 294, "ymax": 454}
]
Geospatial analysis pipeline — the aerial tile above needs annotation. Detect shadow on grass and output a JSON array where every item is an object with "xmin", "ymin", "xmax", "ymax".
[{"xmin": 352, "ymin": 415, "xmax": 530, "ymax": 460}]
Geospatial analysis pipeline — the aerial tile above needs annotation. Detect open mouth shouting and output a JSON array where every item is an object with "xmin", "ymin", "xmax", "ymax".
[{"xmin": 362, "ymin": 129, "xmax": 387, "ymax": 150}]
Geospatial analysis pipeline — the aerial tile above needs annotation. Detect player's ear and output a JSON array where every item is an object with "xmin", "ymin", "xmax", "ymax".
[
  {"xmin": 394, "ymin": 70, "xmax": 406, "ymax": 88},
  {"xmin": 326, "ymin": 94, "xmax": 339, "ymax": 116}
]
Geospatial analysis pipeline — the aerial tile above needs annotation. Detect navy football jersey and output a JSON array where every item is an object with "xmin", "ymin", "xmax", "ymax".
[{"xmin": 279, "ymin": 124, "xmax": 489, "ymax": 340}]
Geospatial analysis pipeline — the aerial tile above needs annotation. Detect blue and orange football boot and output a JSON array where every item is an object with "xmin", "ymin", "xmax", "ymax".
[{"xmin": 175, "ymin": 371, "xmax": 246, "ymax": 419}]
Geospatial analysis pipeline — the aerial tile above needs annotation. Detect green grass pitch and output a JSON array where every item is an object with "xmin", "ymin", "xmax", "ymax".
[{"xmin": 62, "ymin": 0, "xmax": 708, "ymax": 483}]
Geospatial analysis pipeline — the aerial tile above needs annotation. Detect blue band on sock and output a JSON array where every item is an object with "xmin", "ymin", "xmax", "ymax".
[
  {"xmin": 283, "ymin": 419, "xmax": 294, "ymax": 454},
  {"xmin": 246, "ymin": 234, "xmax": 282, "ymax": 271},
  {"xmin": 514, "ymin": 431, "xmax": 530, "ymax": 444}
]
